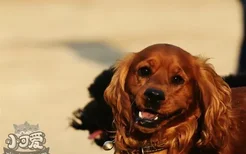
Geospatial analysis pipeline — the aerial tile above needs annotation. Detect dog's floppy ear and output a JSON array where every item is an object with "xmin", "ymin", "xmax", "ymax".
[
  {"xmin": 194, "ymin": 57, "xmax": 233, "ymax": 149},
  {"xmin": 104, "ymin": 53, "xmax": 135, "ymax": 130}
]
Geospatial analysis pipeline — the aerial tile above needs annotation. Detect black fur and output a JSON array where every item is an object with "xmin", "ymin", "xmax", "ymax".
[
  {"xmin": 70, "ymin": 68, "xmax": 114, "ymax": 147},
  {"xmin": 223, "ymin": 73, "xmax": 246, "ymax": 88},
  {"xmin": 238, "ymin": 0, "xmax": 246, "ymax": 73}
]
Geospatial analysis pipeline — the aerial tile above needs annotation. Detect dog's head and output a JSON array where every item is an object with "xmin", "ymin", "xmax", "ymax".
[{"xmin": 104, "ymin": 44, "xmax": 233, "ymax": 151}]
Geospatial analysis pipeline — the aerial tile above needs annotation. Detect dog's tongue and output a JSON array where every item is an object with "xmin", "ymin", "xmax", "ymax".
[
  {"xmin": 88, "ymin": 130, "xmax": 103, "ymax": 140},
  {"xmin": 141, "ymin": 111, "xmax": 156, "ymax": 119}
]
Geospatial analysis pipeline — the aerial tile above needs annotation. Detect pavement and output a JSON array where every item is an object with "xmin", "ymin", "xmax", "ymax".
[{"xmin": 0, "ymin": 0, "xmax": 243, "ymax": 154}]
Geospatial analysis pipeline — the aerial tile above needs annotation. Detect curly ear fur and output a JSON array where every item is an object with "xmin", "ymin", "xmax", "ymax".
[
  {"xmin": 194, "ymin": 57, "xmax": 235, "ymax": 150},
  {"xmin": 104, "ymin": 53, "xmax": 135, "ymax": 138}
]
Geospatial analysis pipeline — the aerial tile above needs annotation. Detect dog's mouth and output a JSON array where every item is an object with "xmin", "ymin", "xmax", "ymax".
[
  {"xmin": 88, "ymin": 129, "xmax": 116, "ymax": 147},
  {"xmin": 133, "ymin": 102, "xmax": 183, "ymax": 128},
  {"xmin": 88, "ymin": 130, "xmax": 104, "ymax": 140}
]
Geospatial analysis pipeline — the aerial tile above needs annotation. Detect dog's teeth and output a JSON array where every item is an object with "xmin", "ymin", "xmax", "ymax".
[
  {"xmin": 154, "ymin": 116, "xmax": 158, "ymax": 120},
  {"xmin": 139, "ymin": 112, "xmax": 143, "ymax": 118}
]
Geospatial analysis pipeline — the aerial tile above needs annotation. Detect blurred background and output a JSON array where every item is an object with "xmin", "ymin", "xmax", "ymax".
[{"xmin": 0, "ymin": 0, "xmax": 244, "ymax": 154}]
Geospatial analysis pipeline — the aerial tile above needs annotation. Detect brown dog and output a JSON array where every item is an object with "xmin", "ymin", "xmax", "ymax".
[{"xmin": 104, "ymin": 44, "xmax": 246, "ymax": 154}]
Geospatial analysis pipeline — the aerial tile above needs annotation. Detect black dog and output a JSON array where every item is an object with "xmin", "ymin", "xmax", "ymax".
[
  {"xmin": 71, "ymin": 100, "xmax": 114, "ymax": 146},
  {"xmin": 70, "ymin": 66, "xmax": 246, "ymax": 148},
  {"xmin": 70, "ymin": 68, "xmax": 115, "ymax": 147}
]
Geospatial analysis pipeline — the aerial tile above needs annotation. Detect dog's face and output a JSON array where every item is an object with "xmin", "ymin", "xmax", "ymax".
[
  {"xmin": 105, "ymin": 44, "xmax": 232, "ymax": 150},
  {"xmin": 125, "ymin": 45, "xmax": 196, "ymax": 132}
]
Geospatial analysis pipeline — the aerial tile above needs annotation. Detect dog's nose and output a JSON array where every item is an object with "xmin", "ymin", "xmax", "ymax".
[{"xmin": 144, "ymin": 88, "xmax": 165, "ymax": 102}]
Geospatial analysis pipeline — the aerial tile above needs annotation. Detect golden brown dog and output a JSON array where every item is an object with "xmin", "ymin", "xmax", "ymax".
[{"xmin": 104, "ymin": 44, "xmax": 246, "ymax": 154}]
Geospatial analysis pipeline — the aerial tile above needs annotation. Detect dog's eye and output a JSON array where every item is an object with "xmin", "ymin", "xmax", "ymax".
[
  {"xmin": 138, "ymin": 66, "xmax": 152, "ymax": 77},
  {"xmin": 171, "ymin": 75, "xmax": 184, "ymax": 85}
]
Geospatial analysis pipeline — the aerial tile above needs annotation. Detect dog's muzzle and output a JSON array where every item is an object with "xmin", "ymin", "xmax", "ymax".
[{"xmin": 144, "ymin": 88, "xmax": 165, "ymax": 110}]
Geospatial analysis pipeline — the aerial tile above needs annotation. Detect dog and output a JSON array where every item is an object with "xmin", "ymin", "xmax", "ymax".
[
  {"xmin": 71, "ymin": 0, "xmax": 246, "ymax": 149},
  {"xmin": 70, "ymin": 68, "xmax": 115, "ymax": 147},
  {"xmin": 104, "ymin": 44, "xmax": 246, "ymax": 154},
  {"xmin": 70, "ymin": 68, "xmax": 246, "ymax": 149}
]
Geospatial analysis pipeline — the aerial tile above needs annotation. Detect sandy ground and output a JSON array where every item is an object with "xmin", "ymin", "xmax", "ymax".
[{"xmin": 0, "ymin": 0, "xmax": 243, "ymax": 154}]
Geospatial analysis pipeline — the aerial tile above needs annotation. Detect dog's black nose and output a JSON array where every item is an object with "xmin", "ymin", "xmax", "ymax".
[{"xmin": 144, "ymin": 88, "xmax": 165, "ymax": 102}]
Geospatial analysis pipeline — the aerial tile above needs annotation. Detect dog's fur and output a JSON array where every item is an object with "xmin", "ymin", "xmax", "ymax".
[
  {"xmin": 70, "ymin": 68, "xmax": 246, "ymax": 149},
  {"xmin": 104, "ymin": 44, "xmax": 246, "ymax": 154},
  {"xmin": 70, "ymin": 1, "xmax": 246, "ymax": 149},
  {"xmin": 70, "ymin": 69, "xmax": 115, "ymax": 147}
]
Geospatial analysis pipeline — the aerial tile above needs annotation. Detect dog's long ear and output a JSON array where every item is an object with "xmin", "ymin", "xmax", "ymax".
[
  {"xmin": 194, "ymin": 57, "xmax": 233, "ymax": 149},
  {"xmin": 104, "ymin": 53, "xmax": 135, "ymax": 130}
]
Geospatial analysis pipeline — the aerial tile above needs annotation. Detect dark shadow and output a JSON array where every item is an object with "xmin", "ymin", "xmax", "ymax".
[
  {"xmin": 62, "ymin": 41, "xmax": 124, "ymax": 66},
  {"xmin": 3, "ymin": 40, "xmax": 125, "ymax": 66}
]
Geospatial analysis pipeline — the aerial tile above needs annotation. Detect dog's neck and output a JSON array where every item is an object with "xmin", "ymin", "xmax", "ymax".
[
  {"xmin": 114, "ymin": 108, "xmax": 201, "ymax": 154},
  {"xmin": 114, "ymin": 145, "xmax": 169, "ymax": 154}
]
